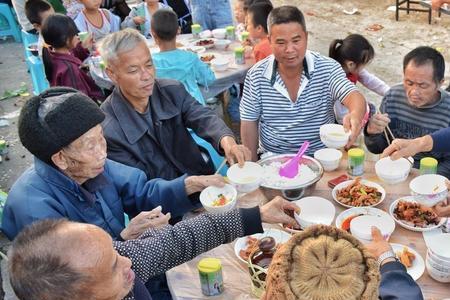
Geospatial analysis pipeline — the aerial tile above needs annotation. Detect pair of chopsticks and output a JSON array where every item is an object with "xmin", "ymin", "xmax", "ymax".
[
  {"xmin": 376, "ymin": 106, "xmax": 395, "ymax": 146},
  {"xmin": 376, "ymin": 106, "xmax": 414, "ymax": 165}
]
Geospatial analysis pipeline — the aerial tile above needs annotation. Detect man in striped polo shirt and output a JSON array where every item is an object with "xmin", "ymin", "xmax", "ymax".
[
  {"xmin": 365, "ymin": 46, "xmax": 450, "ymax": 178},
  {"xmin": 240, "ymin": 5, "xmax": 367, "ymax": 160}
]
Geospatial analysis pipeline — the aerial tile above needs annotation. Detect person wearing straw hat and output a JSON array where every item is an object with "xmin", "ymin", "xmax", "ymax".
[
  {"xmin": 364, "ymin": 46, "xmax": 450, "ymax": 178},
  {"xmin": 263, "ymin": 225, "xmax": 424, "ymax": 300}
]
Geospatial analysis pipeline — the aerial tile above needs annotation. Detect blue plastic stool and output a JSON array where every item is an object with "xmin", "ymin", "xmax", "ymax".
[
  {"xmin": 26, "ymin": 55, "xmax": 49, "ymax": 95},
  {"xmin": 21, "ymin": 30, "xmax": 39, "ymax": 59},
  {"xmin": 189, "ymin": 130, "xmax": 228, "ymax": 176},
  {"xmin": 0, "ymin": 4, "xmax": 21, "ymax": 43}
]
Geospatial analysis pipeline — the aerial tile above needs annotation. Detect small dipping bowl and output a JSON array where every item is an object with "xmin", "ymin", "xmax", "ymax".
[
  {"xmin": 409, "ymin": 174, "xmax": 447, "ymax": 207},
  {"xmin": 199, "ymin": 184, "xmax": 237, "ymax": 213},
  {"xmin": 211, "ymin": 57, "xmax": 229, "ymax": 71},
  {"xmin": 314, "ymin": 148, "xmax": 342, "ymax": 171},
  {"xmin": 319, "ymin": 124, "xmax": 350, "ymax": 149},
  {"xmin": 375, "ymin": 157, "xmax": 412, "ymax": 184},
  {"xmin": 227, "ymin": 162, "xmax": 263, "ymax": 193},
  {"xmin": 350, "ymin": 214, "xmax": 395, "ymax": 244}
]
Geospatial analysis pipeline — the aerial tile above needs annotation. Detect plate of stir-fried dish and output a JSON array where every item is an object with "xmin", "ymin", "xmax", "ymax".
[
  {"xmin": 332, "ymin": 177, "xmax": 385, "ymax": 208},
  {"xmin": 389, "ymin": 196, "xmax": 447, "ymax": 232}
]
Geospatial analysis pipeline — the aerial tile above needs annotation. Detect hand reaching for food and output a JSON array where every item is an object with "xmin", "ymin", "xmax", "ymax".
[{"xmin": 259, "ymin": 196, "xmax": 299, "ymax": 226}]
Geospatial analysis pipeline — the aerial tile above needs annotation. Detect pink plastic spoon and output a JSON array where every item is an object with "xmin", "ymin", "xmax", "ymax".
[{"xmin": 279, "ymin": 141, "xmax": 310, "ymax": 178}]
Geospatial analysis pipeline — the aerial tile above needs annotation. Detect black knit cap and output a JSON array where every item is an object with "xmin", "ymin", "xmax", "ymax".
[{"xmin": 18, "ymin": 87, "xmax": 105, "ymax": 163}]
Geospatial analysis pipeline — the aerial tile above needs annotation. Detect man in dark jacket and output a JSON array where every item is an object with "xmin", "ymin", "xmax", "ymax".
[{"xmin": 99, "ymin": 28, "xmax": 251, "ymax": 181}]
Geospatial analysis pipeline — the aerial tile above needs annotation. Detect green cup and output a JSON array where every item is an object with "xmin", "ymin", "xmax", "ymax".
[
  {"xmin": 241, "ymin": 31, "xmax": 249, "ymax": 41},
  {"xmin": 234, "ymin": 47, "xmax": 245, "ymax": 65},
  {"xmin": 192, "ymin": 24, "xmax": 202, "ymax": 39},
  {"xmin": 78, "ymin": 31, "xmax": 89, "ymax": 42}
]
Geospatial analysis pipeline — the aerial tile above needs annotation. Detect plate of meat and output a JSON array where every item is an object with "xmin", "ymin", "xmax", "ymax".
[
  {"xmin": 332, "ymin": 177, "xmax": 385, "ymax": 208},
  {"xmin": 195, "ymin": 38, "xmax": 216, "ymax": 49},
  {"xmin": 234, "ymin": 229, "xmax": 290, "ymax": 264},
  {"xmin": 389, "ymin": 196, "xmax": 447, "ymax": 232}
]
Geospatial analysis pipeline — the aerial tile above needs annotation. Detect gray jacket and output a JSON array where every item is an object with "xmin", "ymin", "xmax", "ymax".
[{"xmin": 101, "ymin": 79, "xmax": 233, "ymax": 180}]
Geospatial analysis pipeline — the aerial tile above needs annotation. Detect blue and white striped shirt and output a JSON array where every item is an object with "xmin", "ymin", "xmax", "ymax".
[{"xmin": 240, "ymin": 51, "xmax": 357, "ymax": 154}]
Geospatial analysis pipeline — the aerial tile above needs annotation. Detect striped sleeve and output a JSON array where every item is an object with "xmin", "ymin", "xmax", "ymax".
[
  {"xmin": 328, "ymin": 61, "xmax": 357, "ymax": 103},
  {"xmin": 240, "ymin": 69, "xmax": 262, "ymax": 121}
]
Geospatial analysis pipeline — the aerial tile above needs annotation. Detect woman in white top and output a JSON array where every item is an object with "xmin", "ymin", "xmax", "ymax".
[
  {"xmin": 329, "ymin": 34, "xmax": 390, "ymax": 124},
  {"xmin": 121, "ymin": 0, "xmax": 170, "ymax": 38}
]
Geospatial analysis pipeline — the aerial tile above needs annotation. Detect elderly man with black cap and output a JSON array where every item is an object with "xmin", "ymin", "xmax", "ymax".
[{"xmin": 1, "ymin": 87, "xmax": 227, "ymax": 241}]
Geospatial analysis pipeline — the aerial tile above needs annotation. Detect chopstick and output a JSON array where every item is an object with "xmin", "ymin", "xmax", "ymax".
[
  {"xmin": 215, "ymin": 159, "xmax": 227, "ymax": 175},
  {"xmin": 376, "ymin": 106, "xmax": 395, "ymax": 146}
]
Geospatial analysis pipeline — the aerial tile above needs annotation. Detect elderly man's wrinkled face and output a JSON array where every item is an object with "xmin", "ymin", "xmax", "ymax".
[
  {"xmin": 71, "ymin": 224, "xmax": 135, "ymax": 300},
  {"xmin": 269, "ymin": 22, "xmax": 308, "ymax": 70},
  {"xmin": 106, "ymin": 41, "xmax": 155, "ymax": 103},
  {"xmin": 53, "ymin": 124, "xmax": 107, "ymax": 184},
  {"xmin": 403, "ymin": 61, "xmax": 441, "ymax": 108}
]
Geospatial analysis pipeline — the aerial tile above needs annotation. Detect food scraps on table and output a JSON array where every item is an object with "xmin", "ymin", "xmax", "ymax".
[
  {"xmin": 212, "ymin": 194, "xmax": 229, "ymax": 207},
  {"xmin": 393, "ymin": 200, "xmax": 440, "ymax": 228},
  {"xmin": 336, "ymin": 177, "xmax": 382, "ymax": 206},
  {"xmin": 396, "ymin": 247, "xmax": 416, "ymax": 268}
]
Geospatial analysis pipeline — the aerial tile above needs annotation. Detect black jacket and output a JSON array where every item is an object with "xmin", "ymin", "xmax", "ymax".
[{"xmin": 101, "ymin": 79, "xmax": 233, "ymax": 180}]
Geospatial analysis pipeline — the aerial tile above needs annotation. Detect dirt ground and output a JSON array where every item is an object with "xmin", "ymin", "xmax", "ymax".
[{"xmin": 1, "ymin": 0, "xmax": 450, "ymax": 191}]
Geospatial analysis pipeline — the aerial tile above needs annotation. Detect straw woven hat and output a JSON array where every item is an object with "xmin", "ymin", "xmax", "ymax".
[{"xmin": 264, "ymin": 225, "xmax": 380, "ymax": 300}]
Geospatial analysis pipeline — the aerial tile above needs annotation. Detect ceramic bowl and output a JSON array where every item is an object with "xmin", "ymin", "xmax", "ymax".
[
  {"xmin": 227, "ymin": 162, "xmax": 263, "ymax": 193},
  {"xmin": 426, "ymin": 257, "xmax": 450, "ymax": 283},
  {"xmin": 199, "ymin": 184, "xmax": 237, "ymax": 213},
  {"xmin": 409, "ymin": 174, "xmax": 447, "ymax": 207},
  {"xmin": 349, "ymin": 214, "xmax": 395, "ymax": 244},
  {"xmin": 426, "ymin": 233, "xmax": 450, "ymax": 261},
  {"xmin": 293, "ymin": 196, "xmax": 335, "ymax": 228},
  {"xmin": 211, "ymin": 57, "xmax": 229, "ymax": 72},
  {"xmin": 199, "ymin": 30, "xmax": 212, "ymax": 38},
  {"xmin": 375, "ymin": 157, "xmax": 412, "ymax": 184},
  {"xmin": 313, "ymin": 148, "xmax": 342, "ymax": 171},
  {"xmin": 214, "ymin": 39, "xmax": 231, "ymax": 50},
  {"xmin": 427, "ymin": 249, "xmax": 450, "ymax": 268},
  {"xmin": 319, "ymin": 124, "xmax": 350, "ymax": 149},
  {"xmin": 212, "ymin": 28, "xmax": 226, "ymax": 39}
]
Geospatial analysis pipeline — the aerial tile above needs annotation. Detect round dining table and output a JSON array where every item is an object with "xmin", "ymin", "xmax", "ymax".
[
  {"xmin": 166, "ymin": 154, "xmax": 450, "ymax": 299},
  {"xmin": 89, "ymin": 34, "xmax": 254, "ymax": 100}
]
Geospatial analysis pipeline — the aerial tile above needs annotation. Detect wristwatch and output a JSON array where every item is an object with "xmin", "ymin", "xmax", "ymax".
[{"xmin": 377, "ymin": 250, "xmax": 397, "ymax": 267}]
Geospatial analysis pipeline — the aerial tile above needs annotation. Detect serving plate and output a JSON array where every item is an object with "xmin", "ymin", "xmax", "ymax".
[
  {"xmin": 391, "ymin": 243, "xmax": 425, "ymax": 281},
  {"xmin": 234, "ymin": 229, "xmax": 291, "ymax": 264},
  {"xmin": 332, "ymin": 179, "xmax": 386, "ymax": 208},
  {"xmin": 389, "ymin": 197, "xmax": 447, "ymax": 232}
]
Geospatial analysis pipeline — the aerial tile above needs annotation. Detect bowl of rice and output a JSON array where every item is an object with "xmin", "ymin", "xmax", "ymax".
[{"xmin": 257, "ymin": 154, "xmax": 324, "ymax": 200}]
